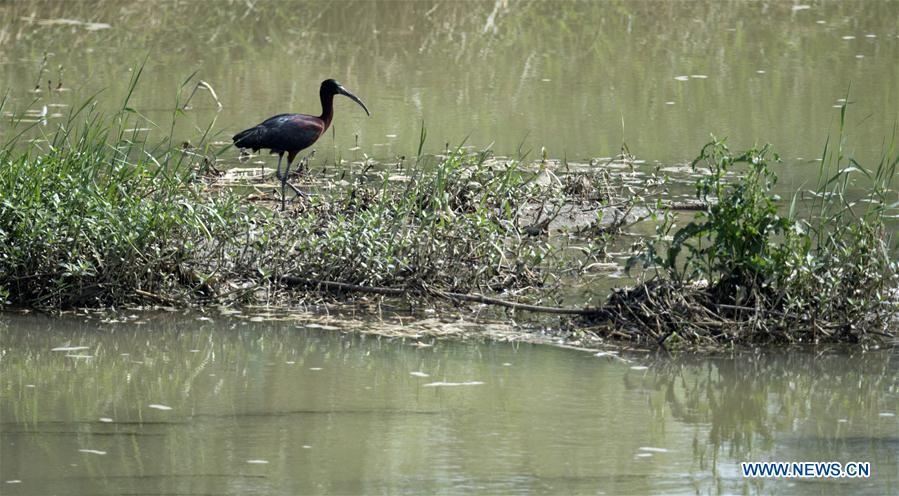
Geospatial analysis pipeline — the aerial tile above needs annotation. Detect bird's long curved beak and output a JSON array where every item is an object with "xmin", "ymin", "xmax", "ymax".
[{"xmin": 338, "ymin": 86, "xmax": 370, "ymax": 116}]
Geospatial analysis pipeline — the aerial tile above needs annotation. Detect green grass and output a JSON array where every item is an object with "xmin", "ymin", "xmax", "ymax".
[
  {"xmin": 202, "ymin": 146, "xmax": 557, "ymax": 304},
  {"xmin": 0, "ymin": 78, "xmax": 557, "ymax": 308},
  {"xmin": 0, "ymin": 75, "xmax": 247, "ymax": 307}
]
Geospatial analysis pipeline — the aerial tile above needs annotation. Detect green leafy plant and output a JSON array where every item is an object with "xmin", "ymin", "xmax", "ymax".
[{"xmin": 621, "ymin": 126, "xmax": 897, "ymax": 345}]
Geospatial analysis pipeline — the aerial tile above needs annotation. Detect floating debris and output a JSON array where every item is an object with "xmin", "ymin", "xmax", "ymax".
[
  {"xmin": 409, "ymin": 371, "xmax": 430, "ymax": 377},
  {"xmin": 583, "ymin": 262, "xmax": 619, "ymax": 272},
  {"xmin": 246, "ymin": 459, "xmax": 269, "ymax": 464},
  {"xmin": 842, "ymin": 35, "xmax": 856, "ymax": 40},
  {"xmin": 99, "ymin": 417, "xmax": 113, "ymax": 423},
  {"xmin": 78, "ymin": 449, "xmax": 107, "ymax": 455},
  {"xmin": 423, "ymin": 381, "xmax": 484, "ymax": 387},
  {"xmin": 594, "ymin": 351, "xmax": 619, "ymax": 357},
  {"xmin": 791, "ymin": 4, "xmax": 811, "ymax": 11},
  {"xmin": 756, "ymin": 70, "xmax": 766, "ymax": 74},
  {"xmin": 665, "ymin": 101, "xmax": 675, "ymax": 105},
  {"xmin": 51, "ymin": 346, "xmax": 89, "ymax": 352},
  {"xmin": 305, "ymin": 323, "xmax": 340, "ymax": 331},
  {"xmin": 639, "ymin": 447, "xmax": 669, "ymax": 453},
  {"xmin": 690, "ymin": 75, "xmax": 708, "ymax": 79},
  {"xmin": 309, "ymin": 367, "xmax": 322, "ymax": 371},
  {"xmin": 148, "ymin": 404, "xmax": 172, "ymax": 411},
  {"xmin": 31, "ymin": 18, "xmax": 111, "ymax": 31},
  {"xmin": 86, "ymin": 22, "xmax": 112, "ymax": 30},
  {"xmin": 879, "ymin": 412, "xmax": 896, "ymax": 417},
  {"xmin": 630, "ymin": 365, "xmax": 649, "ymax": 371},
  {"xmin": 674, "ymin": 76, "xmax": 690, "ymax": 81},
  {"xmin": 65, "ymin": 354, "xmax": 94, "ymax": 359}
]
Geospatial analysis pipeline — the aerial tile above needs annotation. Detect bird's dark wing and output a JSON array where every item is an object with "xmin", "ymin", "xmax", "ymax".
[
  {"xmin": 232, "ymin": 125, "xmax": 266, "ymax": 151},
  {"xmin": 258, "ymin": 113, "xmax": 296, "ymax": 127},
  {"xmin": 233, "ymin": 114, "xmax": 325, "ymax": 153}
]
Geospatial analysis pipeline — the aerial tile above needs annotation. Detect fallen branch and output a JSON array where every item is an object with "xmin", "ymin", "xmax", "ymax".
[
  {"xmin": 134, "ymin": 289, "xmax": 179, "ymax": 305},
  {"xmin": 660, "ymin": 200, "xmax": 709, "ymax": 211},
  {"xmin": 278, "ymin": 276, "xmax": 603, "ymax": 316}
]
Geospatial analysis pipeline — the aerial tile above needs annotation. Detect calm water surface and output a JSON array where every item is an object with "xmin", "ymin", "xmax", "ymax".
[
  {"xmin": 1, "ymin": 312, "xmax": 897, "ymax": 495},
  {"xmin": 1, "ymin": 0, "xmax": 898, "ymax": 172}
]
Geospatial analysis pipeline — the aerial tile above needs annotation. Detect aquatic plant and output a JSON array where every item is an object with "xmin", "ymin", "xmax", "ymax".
[
  {"xmin": 205, "ymin": 147, "xmax": 561, "ymax": 302},
  {"xmin": 0, "ymin": 79, "xmax": 568, "ymax": 308},
  {"xmin": 2, "ymin": 73, "xmax": 894, "ymax": 349},
  {"xmin": 609, "ymin": 117, "xmax": 898, "ymax": 346},
  {"xmin": 0, "ymin": 75, "xmax": 246, "ymax": 307}
]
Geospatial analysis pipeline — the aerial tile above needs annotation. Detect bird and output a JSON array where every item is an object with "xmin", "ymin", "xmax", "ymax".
[{"xmin": 232, "ymin": 79, "xmax": 370, "ymax": 210}]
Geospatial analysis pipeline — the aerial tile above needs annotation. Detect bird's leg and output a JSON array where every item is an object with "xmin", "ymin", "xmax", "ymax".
[
  {"xmin": 278, "ymin": 152, "xmax": 290, "ymax": 211},
  {"xmin": 279, "ymin": 152, "xmax": 306, "ymax": 210},
  {"xmin": 273, "ymin": 152, "xmax": 284, "ymax": 182}
]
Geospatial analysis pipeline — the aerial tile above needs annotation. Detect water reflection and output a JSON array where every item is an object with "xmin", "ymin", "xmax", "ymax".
[{"xmin": 1, "ymin": 312, "xmax": 896, "ymax": 494}]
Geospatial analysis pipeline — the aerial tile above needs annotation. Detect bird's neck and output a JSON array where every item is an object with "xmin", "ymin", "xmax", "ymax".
[{"xmin": 319, "ymin": 91, "xmax": 335, "ymax": 129}]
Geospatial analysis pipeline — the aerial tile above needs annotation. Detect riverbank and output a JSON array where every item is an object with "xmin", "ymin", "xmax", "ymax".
[{"xmin": 1, "ymin": 92, "xmax": 897, "ymax": 349}]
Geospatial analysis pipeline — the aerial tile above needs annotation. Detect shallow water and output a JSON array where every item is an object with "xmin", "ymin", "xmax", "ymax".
[
  {"xmin": 1, "ymin": 312, "xmax": 897, "ymax": 495},
  {"xmin": 1, "ymin": 0, "xmax": 898, "ymax": 173}
]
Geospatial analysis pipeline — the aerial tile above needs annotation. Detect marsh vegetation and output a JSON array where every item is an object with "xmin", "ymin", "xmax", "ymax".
[{"xmin": 1, "ymin": 74, "xmax": 895, "ymax": 347}]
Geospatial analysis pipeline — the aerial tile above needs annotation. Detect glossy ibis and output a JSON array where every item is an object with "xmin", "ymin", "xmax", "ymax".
[{"xmin": 233, "ymin": 79, "xmax": 370, "ymax": 209}]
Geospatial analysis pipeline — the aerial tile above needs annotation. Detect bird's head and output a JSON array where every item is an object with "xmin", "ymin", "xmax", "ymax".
[{"xmin": 321, "ymin": 79, "xmax": 370, "ymax": 116}]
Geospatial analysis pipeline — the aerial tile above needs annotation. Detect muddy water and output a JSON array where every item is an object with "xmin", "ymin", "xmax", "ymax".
[
  {"xmin": 2, "ymin": 3, "xmax": 898, "ymax": 494},
  {"xmin": 1, "ymin": 312, "xmax": 897, "ymax": 495},
  {"xmin": 1, "ymin": 0, "xmax": 898, "ymax": 173}
]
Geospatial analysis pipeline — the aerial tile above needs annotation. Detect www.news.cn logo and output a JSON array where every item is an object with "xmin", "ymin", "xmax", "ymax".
[{"xmin": 741, "ymin": 461, "xmax": 871, "ymax": 478}]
